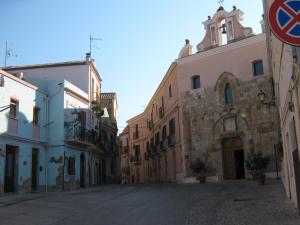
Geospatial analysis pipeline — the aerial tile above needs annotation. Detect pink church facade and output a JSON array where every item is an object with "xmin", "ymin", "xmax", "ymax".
[{"xmin": 126, "ymin": 6, "xmax": 280, "ymax": 184}]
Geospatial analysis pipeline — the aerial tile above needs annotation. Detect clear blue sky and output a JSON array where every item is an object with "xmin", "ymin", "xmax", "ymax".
[{"xmin": 0, "ymin": 0, "xmax": 264, "ymax": 132}]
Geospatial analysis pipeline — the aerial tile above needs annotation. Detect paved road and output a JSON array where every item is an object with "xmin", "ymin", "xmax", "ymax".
[{"xmin": 0, "ymin": 180, "xmax": 299, "ymax": 225}]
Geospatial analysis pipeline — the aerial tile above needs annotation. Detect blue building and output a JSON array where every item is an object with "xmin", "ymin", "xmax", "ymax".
[
  {"xmin": 1, "ymin": 56, "xmax": 116, "ymax": 193},
  {"xmin": 0, "ymin": 69, "xmax": 47, "ymax": 193}
]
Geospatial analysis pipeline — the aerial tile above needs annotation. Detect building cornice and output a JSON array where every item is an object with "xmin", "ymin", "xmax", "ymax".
[
  {"xmin": 0, "ymin": 133, "xmax": 45, "ymax": 145},
  {"xmin": 65, "ymin": 87, "xmax": 89, "ymax": 104},
  {"xmin": 127, "ymin": 62, "xmax": 177, "ymax": 124},
  {"xmin": 176, "ymin": 34, "xmax": 266, "ymax": 65},
  {"xmin": 0, "ymin": 69, "xmax": 47, "ymax": 95},
  {"xmin": 2, "ymin": 59, "xmax": 102, "ymax": 83},
  {"xmin": 2, "ymin": 60, "xmax": 88, "ymax": 70}
]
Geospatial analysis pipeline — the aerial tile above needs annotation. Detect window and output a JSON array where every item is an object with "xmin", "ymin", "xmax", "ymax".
[
  {"xmin": 253, "ymin": 60, "xmax": 264, "ymax": 76},
  {"xmin": 169, "ymin": 118, "xmax": 175, "ymax": 135},
  {"xmin": 169, "ymin": 85, "xmax": 172, "ymax": 98},
  {"xmin": 9, "ymin": 99, "xmax": 18, "ymax": 119},
  {"xmin": 225, "ymin": 83, "xmax": 234, "ymax": 105},
  {"xmin": 155, "ymin": 132, "xmax": 160, "ymax": 146},
  {"xmin": 192, "ymin": 75, "xmax": 201, "ymax": 89},
  {"xmin": 68, "ymin": 157, "xmax": 76, "ymax": 175},
  {"xmin": 33, "ymin": 107, "xmax": 40, "ymax": 125},
  {"xmin": 134, "ymin": 145, "xmax": 140, "ymax": 156},
  {"xmin": 162, "ymin": 126, "xmax": 167, "ymax": 140},
  {"xmin": 133, "ymin": 124, "xmax": 139, "ymax": 139}
]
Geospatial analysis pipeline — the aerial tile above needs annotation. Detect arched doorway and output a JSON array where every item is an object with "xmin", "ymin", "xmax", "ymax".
[
  {"xmin": 222, "ymin": 137, "xmax": 245, "ymax": 179},
  {"xmin": 80, "ymin": 153, "xmax": 85, "ymax": 188},
  {"xmin": 136, "ymin": 168, "xmax": 140, "ymax": 184}
]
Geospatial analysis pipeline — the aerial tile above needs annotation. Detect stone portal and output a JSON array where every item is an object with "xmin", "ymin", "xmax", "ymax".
[{"xmin": 222, "ymin": 137, "xmax": 245, "ymax": 180}]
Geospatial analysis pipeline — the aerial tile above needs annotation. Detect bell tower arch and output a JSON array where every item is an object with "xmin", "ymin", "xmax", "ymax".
[{"xmin": 197, "ymin": 6, "xmax": 255, "ymax": 52}]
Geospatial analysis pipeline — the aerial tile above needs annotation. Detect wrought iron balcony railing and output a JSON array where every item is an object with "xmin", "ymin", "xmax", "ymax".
[
  {"xmin": 130, "ymin": 155, "xmax": 141, "ymax": 163},
  {"xmin": 168, "ymin": 134, "xmax": 176, "ymax": 147},
  {"xmin": 64, "ymin": 122, "xmax": 99, "ymax": 146}
]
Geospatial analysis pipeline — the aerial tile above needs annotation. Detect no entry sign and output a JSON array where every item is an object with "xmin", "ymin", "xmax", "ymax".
[{"xmin": 269, "ymin": 0, "xmax": 300, "ymax": 46}]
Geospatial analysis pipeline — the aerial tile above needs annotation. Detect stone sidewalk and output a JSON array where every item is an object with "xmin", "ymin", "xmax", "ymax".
[{"xmin": 187, "ymin": 179, "xmax": 300, "ymax": 225}]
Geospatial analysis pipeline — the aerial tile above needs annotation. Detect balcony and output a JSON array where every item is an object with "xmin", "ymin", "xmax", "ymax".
[
  {"xmin": 130, "ymin": 155, "xmax": 141, "ymax": 164},
  {"xmin": 160, "ymin": 139, "xmax": 168, "ymax": 151},
  {"xmin": 144, "ymin": 152, "xmax": 149, "ymax": 161},
  {"xmin": 64, "ymin": 122, "xmax": 99, "ymax": 147},
  {"xmin": 121, "ymin": 167, "xmax": 130, "ymax": 176},
  {"xmin": 122, "ymin": 146, "xmax": 129, "ymax": 154},
  {"xmin": 133, "ymin": 132, "xmax": 139, "ymax": 140},
  {"xmin": 151, "ymin": 144, "xmax": 159, "ymax": 156},
  {"xmin": 148, "ymin": 120, "xmax": 153, "ymax": 130},
  {"xmin": 168, "ymin": 134, "xmax": 176, "ymax": 147}
]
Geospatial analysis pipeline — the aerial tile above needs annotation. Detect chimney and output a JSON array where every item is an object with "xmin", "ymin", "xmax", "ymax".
[{"xmin": 86, "ymin": 52, "xmax": 91, "ymax": 61}]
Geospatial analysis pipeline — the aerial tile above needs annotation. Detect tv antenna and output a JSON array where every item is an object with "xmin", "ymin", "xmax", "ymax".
[
  {"xmin": 4, "ymin": 41, "xmax": 18, "ymax": 67},
  {"xmin": 89, "ymin": 35, "xmax": 102, "ymax": 57},
  {"xmin": 218, "ymin": 0, "xmax": 224, "ymax": 6}
]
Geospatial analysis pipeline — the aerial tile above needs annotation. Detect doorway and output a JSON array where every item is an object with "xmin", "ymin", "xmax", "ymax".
[
  {"xmin": 223, "ymin": 138, "xmax": 245, "ymax": 179},
  {"xmin": 234, "ymin": 150, "xmax": 245, "ymax": 179},
  {"xmin": 4, "ymin": 145, "xmax": 18, "ymax": 192},
  {"xmin": 31, "ymin": 148, "xmax": 39, "ymax": 191},
  {"xmin": 80, "ymin": 153, "xmax": 85, "ymax": 188}
]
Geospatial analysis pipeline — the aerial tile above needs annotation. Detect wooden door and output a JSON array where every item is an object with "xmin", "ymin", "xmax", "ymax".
[
  {"xmin": 4, "ymin": 146, "xmax": 16, "ymax": 192},
  {"xmin": 223, "ymin": 149, "xmax": 235, "ymax": 179},
  {"xmin": 31, "ymin": 148, "xmax": 39, "ymax": 191},
  {"xmin": 222, "ymin": 138, "xmax": 243, "ymax": 180}
]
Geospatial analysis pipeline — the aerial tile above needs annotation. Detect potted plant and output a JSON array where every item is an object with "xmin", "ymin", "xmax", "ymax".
[
  {"xmin": 90, "ymin": 101, "xmax": 104, "ymax": 118},
  {"xmin": 245, "ymin": 151, "xmax": 271, "ymax": 185},
  {"xmin": 191, "ymin": 158, "xmax": 208, "ymax": 183}
]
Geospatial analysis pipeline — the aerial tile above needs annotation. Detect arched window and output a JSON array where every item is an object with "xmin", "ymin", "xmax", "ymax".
[
  {"xmin": 225, "ymin": 83, "xmax": 234, "ymax": 105},
  {"xmin": 192, "ymin": 75, "xmax": 201, "ymax": 89}
]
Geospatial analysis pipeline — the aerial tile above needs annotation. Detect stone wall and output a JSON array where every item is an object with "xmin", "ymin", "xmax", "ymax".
[{"xmin": 181, "ymin": 73, "xmax": 280, "ymax": 179}]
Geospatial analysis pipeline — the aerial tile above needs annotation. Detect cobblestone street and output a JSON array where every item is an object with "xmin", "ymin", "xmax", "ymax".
[{"xmin": 0, "ymin": 179, "xmax": 299, "ymax": 225}]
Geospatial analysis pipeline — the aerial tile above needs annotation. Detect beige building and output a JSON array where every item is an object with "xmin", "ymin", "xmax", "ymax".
[
  {"xmin": 263, "ymin": 0, "xmax": 300, "ymax": 209},
  {"xmin": 126, "ymin": 6, "xmax": 280, "ymax": 184},
  {"xmin": 100, "ymin": 93, "xmax": 119, "ymax": 183},
  {"xmin": 119, "ymin": 126, "xmax": 130, "ymax": 184}
]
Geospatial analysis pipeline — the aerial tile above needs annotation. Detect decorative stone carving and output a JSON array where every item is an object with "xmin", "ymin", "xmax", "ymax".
[
  {"xmin": 196, "ymin": 6, "xmax": 255, "ymax": 52},
  {"xmin": 178, "ymin": 39, "xmax": 193, "ymax": 59}
]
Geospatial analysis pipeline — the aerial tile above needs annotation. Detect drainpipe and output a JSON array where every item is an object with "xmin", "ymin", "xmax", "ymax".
[{"xmin": 44, "ymin": 83, "xmax": 63, "ymax": 192}]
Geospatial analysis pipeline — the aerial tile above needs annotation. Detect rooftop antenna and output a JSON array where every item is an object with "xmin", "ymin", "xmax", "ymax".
[
  {"xmin": 218, "ymin": 0, "xmax": 224, "ymax": 6},
  {"xmin": 89, "ymin": 35, "xmax": 102, "ymax": 57},
  {"xmin": 4, "ymin": 41, "xmax": 18, "ymax": 67}
]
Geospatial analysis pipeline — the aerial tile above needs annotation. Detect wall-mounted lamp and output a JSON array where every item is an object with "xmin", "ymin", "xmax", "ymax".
[
  {"xmin": 0, "ymin": 75, "xmax": 4, "ymax": 87},
  {"xmin": 257, "ymin": 90, "xmax": 276, "ymax": 106},
  {"xmin": 288, "ymin": 101, "xmax": 295, "ymax": 112}
]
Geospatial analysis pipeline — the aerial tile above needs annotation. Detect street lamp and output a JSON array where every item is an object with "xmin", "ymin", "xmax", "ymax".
[
  {"xmin": 257, "ymin": 90, "xmax": 276, "ymax": 106},
  {"xmin": 257, "ymin": 89, "xmax": 280, "ymax": 179}
]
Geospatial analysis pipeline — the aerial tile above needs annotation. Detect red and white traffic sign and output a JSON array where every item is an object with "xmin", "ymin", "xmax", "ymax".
[{"xmin": 269, "ymin": 0, "xmax": 300, "ymax": 46}]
